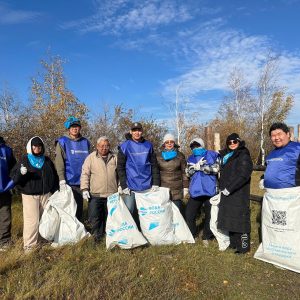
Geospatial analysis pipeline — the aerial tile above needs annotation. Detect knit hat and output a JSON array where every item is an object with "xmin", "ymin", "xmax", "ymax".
[
  {"xmin": 190, "ymin": 138, "xmax": 205, "ymax": 148},
  {"xmin": 163, "ymin": 133, "xmax": 175, "ymax": 143},
  {"xmin": 226, "ymin": 133, "xmax": 241, "ymax": 143}
]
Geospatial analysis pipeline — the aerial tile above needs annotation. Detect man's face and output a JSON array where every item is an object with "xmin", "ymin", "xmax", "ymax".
[
  {"xmin": 69, "ymin": 125, "xmax": 81, "ymax": 137},
  {"xmin": 130, "ymin": 129, "xmax": 143, "ymax": 141},
  {"xmin": 97, "ymin": 140, "xmax": 110, "ymax": 156},
  {"xmin": 270, "ymin": 129, "xmax": 290, "ymax": 148}
]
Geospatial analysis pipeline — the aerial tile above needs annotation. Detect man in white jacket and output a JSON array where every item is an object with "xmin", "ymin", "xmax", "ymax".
[{"xmin": 80, "ymin": 136, "xmax": 118, "ymax": 243}]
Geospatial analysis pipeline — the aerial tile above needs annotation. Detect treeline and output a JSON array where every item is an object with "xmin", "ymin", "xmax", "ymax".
[{"xmin": 0, "ymin": 54, "xmax": 294, "ymax": 163}]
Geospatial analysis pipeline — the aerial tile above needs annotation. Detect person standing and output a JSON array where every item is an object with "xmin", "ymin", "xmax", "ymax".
[
  {"xmin": 117, "ymin": 122, "xmax": 160, "ymax": 217},
  {"xmin": 0, "ymin": 137, "xmax": 16, "ymax": 250},
  {"xmin": 80, "ymin": 136, "xmax": 118, "ymax": 243},
  {"xmin": 55, "ymin": 116, "xmax": 90, "ymax": 221},
  {"xmin": 218, "ymin": 133, "xmax": 253, "ymax": 254},
  {"xmin": 156, "ymin": 133, "xmax": 188, "ymax": 215},
  {"xmin": 11, "ymin": 137, "xmax": 58, "ymax": 252},
  {"xmin": 185, "ymin": 138, "xmax": 219, "ymax": 245}
]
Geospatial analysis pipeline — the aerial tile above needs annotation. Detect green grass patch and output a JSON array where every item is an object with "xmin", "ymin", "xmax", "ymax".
[{"xmin": 1, "ymin": 172, "xmax": 300, "ymax": 299}]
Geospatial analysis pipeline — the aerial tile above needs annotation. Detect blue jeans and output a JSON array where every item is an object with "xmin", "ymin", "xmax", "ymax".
[{"xmin": 123, "ymin": 193, "xmax": 140, "ymax": 229}]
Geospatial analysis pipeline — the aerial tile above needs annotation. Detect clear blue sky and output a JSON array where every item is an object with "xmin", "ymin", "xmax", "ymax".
[{"xmin": 1, "ymin": 0, "xmax": 300, "ymax": 132}]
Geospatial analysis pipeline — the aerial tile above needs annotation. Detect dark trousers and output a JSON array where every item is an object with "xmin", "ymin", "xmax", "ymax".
[
  {"xmin": 229, "ymin": 232, "xmax": 250, "ymax": 253},
  {"xmin": 71, "ymin": 186, "xmax": 83, "ymax": 222},
  {"xmin": 173, "ymin": 200, "xmax": 184, "ymax": 217},
  {"xmin": 185, "ymin": 195, "xmax": 213, "ymax": 240},
  {"xmin": 0, "ymin": 192, "xmax": 12, "ymax": 245},
  {"xmin": 88, "ymin": 197, "xmax": 108, "ymax": 241}
]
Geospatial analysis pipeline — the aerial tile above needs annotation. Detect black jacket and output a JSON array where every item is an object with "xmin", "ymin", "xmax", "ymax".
[
  {"xmin": 11, "ymin": 156, "xmax": 59, "ymax": 195},
  {"xmin": 117, "ymin": 133, "xmax": 160, "ymax": 190},
  {"xmin": 217, "ymin": 142, "xmax": 253, "ymax": 233}
]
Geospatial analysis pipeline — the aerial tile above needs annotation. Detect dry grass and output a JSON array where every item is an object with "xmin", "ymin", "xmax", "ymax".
[{"xmin": 1, "ymin": 172, "xmax": 300, "ymax": 299}]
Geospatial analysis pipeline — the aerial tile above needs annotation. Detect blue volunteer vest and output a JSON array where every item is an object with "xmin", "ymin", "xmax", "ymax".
[
  {"xmin": 120, "ymin": 140, "xmax": 153, "ymax": 191},
  {"xmin": 188, "ymin": 150, "xmax": 219, "ymax": 197},
  {"xmin": 0, "ymin": 145, "xmax": 14, "ymax": 193},
  {"xmin": 264, "ymin": 141, "xmax": 300, "ymax": 189},
  {"xmin": 58, "ymin": 136, "xmax": 90, "ymax": 185}
]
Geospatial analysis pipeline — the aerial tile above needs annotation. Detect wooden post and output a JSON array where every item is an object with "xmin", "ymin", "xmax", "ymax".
[
  {"xmin": 289, "ymin": 126, "xmax": 294, "ymax": 141},
  {"xmin": 205, "ymin": 126, "xmax": 213, "ymax": 150},
  {"xmin": 214, "ymin": 132, "xmax": 221, "ymax": 151}
]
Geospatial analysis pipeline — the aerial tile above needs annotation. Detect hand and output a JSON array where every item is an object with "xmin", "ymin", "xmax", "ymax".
[
  {"xmin": 186, "ymin": 164, "xmax": 196, "ymax": 177},
  {"xmin": 183, "ymin": 188, "xmax": 189, "ymax": 198},
  {"xmin": 221, "ymin": 188, "xmax": 230, "ymax": 196},
  {"xmin": 59, "ymin": 180, "xmax": 67, "ymax": 192},
  {"xmin": 122, "ymin": 188, "xmax": 131, "ymax": 195},
  {"xmin": 259, "ymin": 179, "xmax": 264, "ymax": 190},
  {"xmin": 150, "ymin": 185, "xmax": 159, "ymax": 192},
  {"xmin": 194, "ymin": 157, "xmax": 207, "ymax": 171},
  {"xmin": 82, "ymin": 190, "xmax": 90, "ymax": 201},
  {"xmin": 20, "ymin": 164, "xmax": 27, "ymax": 175}
]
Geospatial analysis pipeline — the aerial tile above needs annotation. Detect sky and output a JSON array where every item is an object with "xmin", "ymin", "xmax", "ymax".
[{"xmin": 1, "ymin": 0, "xmax": 300, "ymax": 135}]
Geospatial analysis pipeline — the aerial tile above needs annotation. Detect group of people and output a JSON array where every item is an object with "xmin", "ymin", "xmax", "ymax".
[{"xmin": 0, "ymin": 117, "xmax": 299, "ymax": 256}]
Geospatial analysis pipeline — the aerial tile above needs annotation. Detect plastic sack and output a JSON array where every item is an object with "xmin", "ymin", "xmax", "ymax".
[
  {"xmin": 172, "ymin": 203, "xmax": 195, "ymax": 244},
  {"xmin": 39, "ymin": 185, "xmax": 90, "ymax": 246},
  {"xmin": 135, "ymin": 187, "xmax": 178, "ymax": 245},
  {"xmin": 106, "ymin": 192, "xmax": 148, "ymax": 250},
  {"xmin": 209, "ymin": 193, "xmax": 230, "ymax": 251},
  {"xmin": 254, "ymin": 186, "xmax": 300, "ymax": 273}
]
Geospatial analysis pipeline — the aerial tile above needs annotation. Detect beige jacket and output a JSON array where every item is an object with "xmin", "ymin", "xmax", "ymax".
[{"xmin": 80, "ymin": 151, "xmax": 118, "ymax": 198}]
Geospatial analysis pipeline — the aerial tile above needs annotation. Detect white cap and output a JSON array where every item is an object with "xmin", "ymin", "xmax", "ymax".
[
  {"xmin": 163, "ymin": 133, "xmax": 175, "ymax": 143},
  {"xmin": 190, "ymin": 138, "xmax": 205, "ymax": 148}
]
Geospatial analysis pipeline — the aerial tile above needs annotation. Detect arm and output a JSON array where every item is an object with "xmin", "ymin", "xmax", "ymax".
[
  {"xmin": 80, "ymin": 155, "xmax": 92, "ymax": 191},
  {"xmin": 150, "ymin": 150, "xmax": 160, "ymax": 186},
  {"xmin": 55, "ymin": 142, "xmax": 66, "ymax": 181},
  {"xmin": 180, "ymin": 154, "xmax": 189, "ymax": 188},
  {"xmin": 117, "ymin": 148, "xmax": 128, "ymax": 190},
  {"xmin": 203, "ymin": 156, "xmax": 221, "ymax": 175}
]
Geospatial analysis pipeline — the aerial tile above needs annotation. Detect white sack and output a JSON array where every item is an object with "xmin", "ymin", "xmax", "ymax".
[
  {"xmin": 254, "ymin": 186, "xmax": 300, "ymax": 273},
  {"xmin": 106, "ymin": 192, "xmax": 148, "ymax": 250},
  {"xmin": 171, "ymin": 203, "xmax": 195, "ymax": 244},
  {"xmin": 209, "ymin": 193, "xmax": 230, "ymax": 251},
  {"xmin": 135, "ymin": 187, "xmax": 178, "ymax": 245},
  {"xmin": 39, "ymin": 185, "xmax": 90, "ymax": 246}
]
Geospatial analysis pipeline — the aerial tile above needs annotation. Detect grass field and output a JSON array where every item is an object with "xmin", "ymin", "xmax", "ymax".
[{"xmin": 1, "ymin": 172, "xmax": 300, "ymax": 299}]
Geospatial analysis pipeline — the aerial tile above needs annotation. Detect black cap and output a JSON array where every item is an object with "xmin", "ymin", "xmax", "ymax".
[
  {"xmin": 226, "ymin": 133, "xmax": 241, "ymax": 143},
  {"xmin": 131, "ymin": 122, "xmax": 143, "ymax": 131},
  {"xmin": 31, "ymin": 137, "xmax": 43, "ymax": 146}
]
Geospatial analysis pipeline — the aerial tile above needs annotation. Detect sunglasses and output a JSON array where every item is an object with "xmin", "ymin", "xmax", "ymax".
[
  {"xmin": 165, "ymin": 140, "xmax": 175, "ymax": 144},
  {"xmin": 227, "ymin": 140, "xmax": 239, "ymax": 145}
]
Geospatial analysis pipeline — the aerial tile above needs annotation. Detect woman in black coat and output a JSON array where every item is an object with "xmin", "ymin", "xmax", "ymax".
[{"xmin": 218, "ymin": 133, "xmax": 253, "ymax": 254}]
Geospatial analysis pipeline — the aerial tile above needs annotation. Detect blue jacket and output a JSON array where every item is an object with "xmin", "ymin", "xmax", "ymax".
[
  {"xmin": 0, "ymin": 144, "xmax": 15, "ymax": 193},
  {"xmin": 187, "ymin": 150, "xmax": 219, "ymax": 197},
  {"xmin": 264, "ymin": 141, "xmax": 300, "ymax": 189},
  {"xmin": 57, "ymin": 136, "xmax": 90, "ymax": 185}
]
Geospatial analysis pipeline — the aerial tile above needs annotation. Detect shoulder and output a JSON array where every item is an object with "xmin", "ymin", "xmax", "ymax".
[{"xmin": 177, "ymin": 151, "xmax": 186, "ymax": 159}]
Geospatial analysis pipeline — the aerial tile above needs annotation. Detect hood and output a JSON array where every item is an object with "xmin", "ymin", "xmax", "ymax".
[{"xmin": 26, "ymin": 136, "xmax": 45, "ymax": 155}]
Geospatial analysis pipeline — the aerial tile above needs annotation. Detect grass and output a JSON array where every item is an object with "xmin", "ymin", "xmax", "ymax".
[{"xmin": 1, "ymin": 172, "xmax": 300, "ymax": 299}]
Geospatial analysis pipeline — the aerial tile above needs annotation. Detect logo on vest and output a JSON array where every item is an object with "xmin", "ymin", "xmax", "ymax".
[{"xmin": 70, "ymin": 149, "xmax": 89, "ymax": 155}]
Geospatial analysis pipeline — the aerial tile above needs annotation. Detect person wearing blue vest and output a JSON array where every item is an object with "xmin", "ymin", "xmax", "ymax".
[
  {"xmin": 261, "ymin": 122, "xmax": 300, "ymax": 189},
  {"xmin": 55, "ymin": 116, "xmax": 90, "ymax": 221},
  {"xmin": 185, "ymin": 138, "xmax": 220, "ymax": 245},
  {"xmin": 117, "ymin": 122, "xmax": 160, "ymax": 219},
  {"xmin": 0, "ymin": 137, "xmax": 16, "ymax": 251}
]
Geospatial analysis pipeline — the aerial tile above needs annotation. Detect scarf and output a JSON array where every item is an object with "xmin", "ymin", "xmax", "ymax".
[{"xmin": 27, "ymin": 153, "xmax": 45, "ymax": 169}]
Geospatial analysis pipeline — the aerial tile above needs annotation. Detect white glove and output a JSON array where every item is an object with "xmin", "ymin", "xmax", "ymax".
[
  {"xmin": 20, "ymin": 164, "xmax": 27, "ymax": 175},
  {"xmin": 82, "ymin": 190, "xmax": 90, "ymax": 201},
  {"xmin": 183, "ymin": 188, "xmax": 189, "ymax": 198},
  {"xmin": 122, "ymin": 188, "xmax": 131, "ymax": 195},
  {"xmin": 186, "ymin": 164, "xmax": 196, "ymax": 177},
  {"xmin": 59, "ymin": 180, "xmax": 67, "ymax": 192},
  {"xmin": 259, "ymin": 179, "xmax": 264, "ymax": 190},
  {"xmin": 150, "ymin": 185, "xmax": 159, "ymax": 192},
  {"xmin": 194, "ymin": 157, "xmax": 207, "ymax": 171},
  {"xmin": 221, "ymin": 188, "xmax": 230, "ymax": 196}
]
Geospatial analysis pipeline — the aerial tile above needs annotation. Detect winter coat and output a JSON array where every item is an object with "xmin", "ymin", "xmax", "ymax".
[
  {"xmin": 157, "ymin": 149, "xmax": 188, "ymax": 200},
  {"xmin": 217, "ymin": 142, "xmax": 253, "ymax": 233},
  {"xmin": 11, "ymin": 138, "xmax": 59, "ymax": 195},
  {"xmin": 80, "ymin": 151, "xmax": 118, "ymax": 198},
  {"xmin": 117, "ymin": 133, "xmax": 160, "ymax": 191}
]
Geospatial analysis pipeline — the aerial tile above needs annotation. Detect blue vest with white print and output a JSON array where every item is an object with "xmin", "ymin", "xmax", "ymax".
[
  {"xmin": 264, "ymin": 141, "xmax": 300, "ymax": 189},
  {"xmin": 187, "ymin": 150, "xmax": 219, "ymax": 197},
  {"xmin": 57, "ymin": 136, "xmax": 90, "ymax": 185},
  {"xmin": 0, "ymin": 145, "xmax": 14, "ymax": 193},
  {"xmin": 120, "ymin": 139, "xmax": 153, "ymax": 191}
]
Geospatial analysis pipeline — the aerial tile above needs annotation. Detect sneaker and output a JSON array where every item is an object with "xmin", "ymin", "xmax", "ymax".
[{"xmin": 202, "ymin": 239, "xmax": 209, "ymax": 247}]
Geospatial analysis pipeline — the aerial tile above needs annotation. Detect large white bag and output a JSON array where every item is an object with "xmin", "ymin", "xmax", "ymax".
[
  {"xmin": 135, "ymin": 187, "xmax": 178, "ymax": 245},
  {"xmin": 254, "ymin": 186, "xmax": 300, "ymax": 273},
  {"xmin": 171, "ymin": 203, "xmax": 195, "ymax": 244},
  {"xmin": 106, "ymin": 193, "xmax": 148, "ymax": 249},
  {"xmin": 209, "ymin": 193, "xmax": 230, "ymax": 251},
  {"xmin": 39, "ymin": 185, "xmax": 90, "ymax": 246}
]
